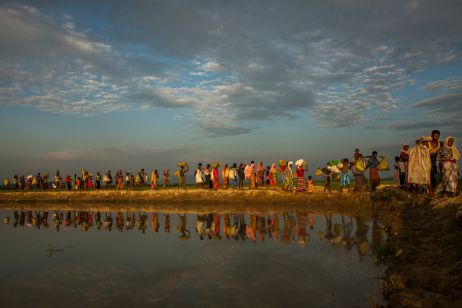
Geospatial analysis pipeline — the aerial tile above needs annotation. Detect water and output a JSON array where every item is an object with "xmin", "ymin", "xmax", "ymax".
[{"xmin": 0, "ymin": 206, "xmax": 386, "ymax": 307}]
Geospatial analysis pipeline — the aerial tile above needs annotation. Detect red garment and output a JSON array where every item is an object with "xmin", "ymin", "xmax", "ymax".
[{"xmin": 296, "ymin": 167, "xmax": 304, "ymax": 177}]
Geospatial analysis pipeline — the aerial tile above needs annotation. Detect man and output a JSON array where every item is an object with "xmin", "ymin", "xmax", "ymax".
[
  {"xmin": 178, "ymin": 164, "xmax": 189, "ymax": 189},
  {"xmin": 408, "ymin": 138, "xmax": 431, "ymax": 194},
  {"xmin": 428, "ymin": 130, "xmax": 442, "ymax": 190}
]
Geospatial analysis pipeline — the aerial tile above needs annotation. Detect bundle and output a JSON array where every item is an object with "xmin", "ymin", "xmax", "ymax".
[
  {"xmin": 3, "ymin": 178, "xmax": 10, "ymax": 186},
  {"xmin": 212, "ymin": 162, "xmax": 220, "ymax": 168},
  {"xmin": 278, "ymin": 160, "xmax": 286, "ymax": 167},
  {"xmin": 174, "ymin": 170, "xmax": 181, "ymax": 177},
  {"xmin": 378, "ymin": 156, "xmax": 390, "ymax": 171},
  {"xmin": 176, "ymin": 162, "xmax": 188, "ymax": 168},
  {"xmin": 355, "ymin": 159, "xmax": 365, "ymax": 172},
  {"xmin": 315, "ymin": 168, "xmax": 322, "ymax": 177}
]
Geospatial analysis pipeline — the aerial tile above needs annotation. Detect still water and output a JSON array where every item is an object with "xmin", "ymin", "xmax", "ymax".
[{"xmin": 0, "ymin": 206, "xmax": 386, "ymax": 307}]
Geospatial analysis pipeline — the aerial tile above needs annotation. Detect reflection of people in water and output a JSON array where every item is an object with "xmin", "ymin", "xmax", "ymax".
[
  {"xmin": 296, "ymin": 212, "xmax": 308, "ymax": 244},
  {"xmin": 177, "ymin": 214, "xmax": 190, "ymax": 239},
  {"xmin": 151, "ymin": 213, "xmax": 160, "ymax": 233},
  {"xmin": 13, "ymin": 210, "xmax": 19, "ymax": 227},
  {"xmin": 196, "ymin": 214, "xmax": 205, "ymax": 240},
  {"xmin": 223, "ymin": 214, "xmax": 231, "ymax": 239},
  {"xmin": 324, "ymin": 212, "xmax": 333, "ymax": 241},
  {"xmin": 309, "ymin": 213, "xmax": 314, "ymax": 230},
  {"xmin": 117, "ymin": 212, "xmax": 124, "ymax": 232},
  {"xmin": 205, "ymin": 214, "xmax": 213, "ymax": 239},
  {"xmin": 103, "ymin": 213, "xmax": 113, "ymax": 231},
  {"xmin": 53, "ymin": 211, "xmax": 63, "ymax": 231},
  {"xmin": 164, "ymin": 214, "xmax": 171, "ymax": 233},
  {"xmin": 257, "ymin": 216, "xmax": 266, "ymax": 242},
  {"xmin": 136, "ymin": 213, "xmax": 148, "ymax": 234},
  {"xmin": 96, "ymin": 212, "xmax": 102, "ymax": 230},
  {"xmin": 267, "ymin": 214, "xmax": 280, "ymax": 240},
  {"xmin": 355, "ymin": 210, "xmax": 370, "ymax": 259},
  {"xmin": 341, "ymin": 215, "xmax": 354, "ymax": 250},
  {"xmin": 238, "ymin": 214, "xmax": 247, "ymax": 241},
  {"xmin": 282, "ymin": 213, "xmax": 296, "ymax": 244},
  {"xmin": 212, "ymin": 213, "xmax": 222, "ymax": 240}
]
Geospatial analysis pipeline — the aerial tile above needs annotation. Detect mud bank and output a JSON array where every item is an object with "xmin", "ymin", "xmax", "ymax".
[
  {"xmin": 374, "ymin": 189, "xmax": 462, "ymax": 307},
  {"xmin": 0, "ymin": 189, "xmax": 371, "ymax": 207}
]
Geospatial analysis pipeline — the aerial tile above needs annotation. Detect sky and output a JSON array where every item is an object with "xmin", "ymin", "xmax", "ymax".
[{"xmin": 0, "ymin": 0, "xmax": 461, "ymax": 179}]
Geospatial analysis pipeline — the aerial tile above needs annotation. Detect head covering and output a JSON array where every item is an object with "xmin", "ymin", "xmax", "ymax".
[
  {"xmin": 445, "ymin": 136, "xmax": 460, "ymax": 160},
  {"xmin": 421, "ymin": 136, "xmax": 432, "ymax": 142},
  {"xmin": 401, "ymin": 144, "xmax": 410, "ymax": 155},
  {"xmin": 295, "ymin": 159, "xmax": 304, "ymax": 167},
  {"xmin": 288, "ymin": 161, "xmax": 294, "ymax": 166},
  {"xmin": 270, "ymin": 163, "xmax": 276, "ymax": 172}
]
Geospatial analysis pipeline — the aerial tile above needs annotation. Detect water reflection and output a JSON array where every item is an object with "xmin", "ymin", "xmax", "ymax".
[{"xmin": 3, "ymin": 209, "xmax": 387, "ymax": 251}]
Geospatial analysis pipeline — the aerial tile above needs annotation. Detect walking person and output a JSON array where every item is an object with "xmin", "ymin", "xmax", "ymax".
[
  {"xmin": 366, "ymin": 151, "xmax": 380, "ymax": 192},
  {"xmin": 408, "ymin": 138, "xmax": 431, "ymax": 194},
  {"xmin": 437, "ymin": 136, "xmax": 460, "ymax": 197},
  {"xmin": 194, "ymin": 163, "xmax": 204, "ymax": 189}
]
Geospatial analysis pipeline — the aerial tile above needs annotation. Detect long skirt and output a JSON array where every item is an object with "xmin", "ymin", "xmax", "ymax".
[
  {"xmin": 296, "ymin": 176, "xmax": 306, "ymax": 192},
  {"xmin": 369, "ymin": 168, "xmax": 380, "ymax": 189},
  {"xmin": 442, "ymin": 161, "xmax": 459, "ymax": 193},
  {"xmin": 354, "ymin": 173, "xmax": 367, "ymax": 190}
]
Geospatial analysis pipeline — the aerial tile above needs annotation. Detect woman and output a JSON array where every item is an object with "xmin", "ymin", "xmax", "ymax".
[
  {"xmin": 221, "ymin": 164, "xmax": 229, "ymax": 190},
  {"xmin": 151, "ymin": 170, "xmax": 158, "ymax": 190},
  {"xmin": 248, "ymin": 161, "xmax": 256, "ymax": 190},
  {"xmin": 270, "ymin": 163, "xmax": 278, "ymax": 189},
  {"xmin": 212, "ymin": 165, "xmax": 220, "ymax": 190},
  {"xmin": 366, "ymin": 151, "xmax": 380, "ymax": 191},
  {"xmin": 195, "ymin": 163, "xmax": 204, "ymax": 189},
  {"xmin": 163, "ymin": 169, "xmax": 170, "ymax": 187},
  {"xmin": 400, "ymin": 144, "xmax": 410, "ymax": 189},
  {"xmin": 408, "ymin": 138, "xmax": 431, "ymax": 194},
  {"xmin": 256, "ymin": 162, "xmax": 265, "ymax": 188},
  {"xmin": 203, "ymin": 164, "xmax": 211, "ymax": 189},
  {"xmin": 295, "ymin": 163, "xmax": 306, "ymax": 193},
  {"xmin": 437, "ymin": 137, "xmax": 460, "ymax": 197}
]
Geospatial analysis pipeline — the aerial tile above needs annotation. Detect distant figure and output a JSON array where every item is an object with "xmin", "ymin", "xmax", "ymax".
[
  {"xmin": 178, "ymin": 164, "xmax": 189, "ymax": 190},
  {"xmin": 163, "ymin": 169, "xmax": 170, "ymax": 187},
  {"xmin": 307, "ymin": 176, "xmax": 313, "ymax": 193},
  {"xmin": 195, "ymin": 163, "xmax": 203, "ymax": 189},
  {"xmin": 366, "ymin": 151, "xmax": 380, "ymax": 192},
  {"xmin": 400, "ymin": 144, "xmax": 410, "ymax": 189},
  {"xmin": 322, "ymin": 164, "xmax": 331, "ymax": 194},
  {"xmin": 151, "ymin": 170, "xmax": 158, "ymax": 190}
]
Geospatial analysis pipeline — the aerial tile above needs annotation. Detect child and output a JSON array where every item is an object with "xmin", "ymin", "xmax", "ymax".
[
  {"xmin": 323, "ymin": 165, "xmax": 331, "ymax": 194},
  {"xmin": 307, "ymin": 176, "xmax": 313, "ymax": 193},
  {"xmin": 340, "ymin": 159, "xmax": 351, "ymax": 193}
]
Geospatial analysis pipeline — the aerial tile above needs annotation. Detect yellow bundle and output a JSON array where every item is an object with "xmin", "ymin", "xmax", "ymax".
[
  {"xmin": 355, "ymin": 159, "xmax": 365, "ymax": 172},
  {"xmin": 315, "ymin": 168, "xmax": 322, "ymax": 176},
  {"xmin": 32, "ymin": 177, "xmax": 37, "ymax": 185},
  {"xmin": 174, "ymin": 170, "xmax": 181, "ymax": 177},
  {"xmin": 278, "ymin": 160, "xmax": 286, "ymax": 167},
  {"xmin": 3, "ymin": 217, "xmax": 10, "ymax": 224},
  {"xmin": 176, "ymin": 162, "xmax": 188, "ymax": 167},
  {"xmin": 378, "ymin": 156, "xmax": 390, "ymax": 171},
  {"xmin": 212, "ymin": 162, "xmax": 220, "ymax": 168},
  {"xmin": 3, "ymin": 178, "xmax": 9, "ymax": 186}
]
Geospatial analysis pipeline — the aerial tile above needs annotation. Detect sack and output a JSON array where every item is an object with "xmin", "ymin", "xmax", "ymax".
[
  {"xmin": 378, "ymin": 156, "xmax": 390, "ymax": 171},
  {"xmin": 3, "ymin": 178, "xmax": 10, "ymax": 186},
  {"xmin": 32, "ymin": 178, "xmax": 37, "ymax": 185},
  {"xmin": 278, "ymin": 160, "xmax": 286, "ymax": 167},
  {"xmin": 174, "ymin": 171, "xmax": 181, "ymax": 177},
  {"xmin": 355, "ymin": 159, "xmax": 365, "ymax": 172},
  {"xmin": 315, "ymin": 168, "xmax": 322, "ymax": 177},
  {"xmin": 332, "ymin": 173, "xmax": 340, "ymax": 182},
  {"xmin": 330, "ymin": 165, "xmax": 340, "ymax": 174}
]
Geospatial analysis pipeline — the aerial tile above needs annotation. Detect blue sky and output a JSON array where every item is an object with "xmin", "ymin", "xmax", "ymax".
[{"xmin": 1, "ymin": 0, "xmax": 461, "ymax": 179}]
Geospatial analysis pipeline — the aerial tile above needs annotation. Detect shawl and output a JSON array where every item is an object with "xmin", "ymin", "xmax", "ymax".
[
  {"xmin": 408, "ymin": 144, "xmax": 431, "ymax": 185},
  {"xmin": 445, "ymin": 136, "xmax": 460, "ymax": 161}
]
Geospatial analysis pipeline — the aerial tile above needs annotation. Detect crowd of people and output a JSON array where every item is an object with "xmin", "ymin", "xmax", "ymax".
[
  {"xmin": 392, "ymin": 131, "xmax": 459, "ymax": 197},
  {"xmin": 3, "ymin": 130, "xmax": 459, "ymax": 197}
]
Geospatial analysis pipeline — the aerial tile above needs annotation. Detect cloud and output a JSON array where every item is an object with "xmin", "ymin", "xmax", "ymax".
[{"xmin": 1, "ymin": 1, "xmax": 462, "ymax": 135}]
